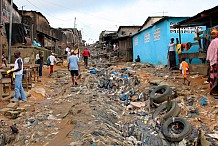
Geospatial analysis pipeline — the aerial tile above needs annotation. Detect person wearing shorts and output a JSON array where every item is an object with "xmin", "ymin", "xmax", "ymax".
[{"xmin": 68, "ymin": 50, "xmax": 79, "ymax": 86}]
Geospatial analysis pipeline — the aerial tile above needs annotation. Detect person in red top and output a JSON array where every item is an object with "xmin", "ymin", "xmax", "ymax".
[{"xmin": 82, "ymin": 48, "xmax": 90, "ymax": 68}]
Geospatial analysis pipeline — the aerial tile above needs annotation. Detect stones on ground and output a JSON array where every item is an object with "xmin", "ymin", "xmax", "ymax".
[
  {"xmin": 0, "ymin": 108, "xmax": 12, "ymax": 114},
  {"xmin": 7, "ymin": 102, "xmax": 18, "ymax": 109},
  {"xmin": 4, "ymin": 111, "xmax": 20, "ymax": 119}
]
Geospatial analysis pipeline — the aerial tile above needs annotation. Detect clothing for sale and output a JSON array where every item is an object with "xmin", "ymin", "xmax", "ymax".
[
  {"xmin": 176, "ymin": 44, "xmax": 182, "ymax": 54},
  {"xmin": 183, "ymin": 42, "xmax": 192, "ymax": 51}
]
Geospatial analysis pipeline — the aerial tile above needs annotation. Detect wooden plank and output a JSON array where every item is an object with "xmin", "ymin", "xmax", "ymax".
[{"xmin": 179, "ymin": 52, "xmax": 207, "ymax": 59}]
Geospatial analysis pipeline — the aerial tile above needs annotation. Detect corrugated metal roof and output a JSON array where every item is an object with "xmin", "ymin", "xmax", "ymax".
[
  {"xmin": 117, "ymin": 26, "xmax": 141, "ymax": 33},
  {"xmin": 174, "ymin": 5, "xmax": 218, "ymax": 28}
]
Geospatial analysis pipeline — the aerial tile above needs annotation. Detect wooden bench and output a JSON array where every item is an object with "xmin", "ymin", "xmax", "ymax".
[{"xmin": 1, "ymin": 78, "xmax": 12, "ymax": 95}]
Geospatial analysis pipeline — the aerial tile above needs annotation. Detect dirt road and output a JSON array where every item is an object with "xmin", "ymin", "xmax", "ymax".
[{"xmin": 0, "ymin": 60, "xmax": 217, "ymax": 146}]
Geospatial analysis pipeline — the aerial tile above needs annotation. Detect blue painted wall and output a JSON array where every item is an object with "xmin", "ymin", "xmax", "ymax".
[{"xmin": 133, "ymin": 17, "xmax": 205, "ymax": 65}]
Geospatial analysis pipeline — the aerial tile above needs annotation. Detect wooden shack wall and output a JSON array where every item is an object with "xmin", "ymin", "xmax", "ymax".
[{"xmin": 119, "ymin": 37, "xmax": 133, "ymax": 61}]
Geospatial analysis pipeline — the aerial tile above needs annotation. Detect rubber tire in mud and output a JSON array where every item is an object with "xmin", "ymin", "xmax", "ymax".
[
  {"xmin": 148, "ymin": 86, "xmax": 158, "ymax": 94},
  {"xmin": 0, "ymin": 133, "xmax": 5, "ymax": 146},
  {"xmin": 150, "ymin": 85, "xmax": 172, "ymax": 104},
  {"xmin": 161, "ymin": 117, "xmax": 192, "ymax": 142},
  {"xmin": 152, "ymin": 101, "xmax": 181, "ymax": 120}
]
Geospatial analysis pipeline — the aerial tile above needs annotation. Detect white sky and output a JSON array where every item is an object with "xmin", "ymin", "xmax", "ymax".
[{"xmin": 13, "ymin": 0, "xmax": 218, "ymax": 44}]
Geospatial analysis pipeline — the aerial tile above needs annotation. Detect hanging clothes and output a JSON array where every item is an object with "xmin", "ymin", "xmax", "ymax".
[
  {"xmin": 181, "ymin": 44, "xmax": 186, "ymax": 51},
  {"xmin": 183, "ymin": 42, "xmax": 192, "ymax": 51},
  {"xmin": 176, "ymin": 44, "xmax": 182, "ymax": 54}
]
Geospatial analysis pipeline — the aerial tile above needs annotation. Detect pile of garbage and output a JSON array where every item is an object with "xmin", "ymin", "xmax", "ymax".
[
  {"xmin": 81, "ymin": 63, "xmax": 194, "ymax": 145},
  {"xmin": 0, "ymin": 54, "xmax": 217, "ymax": 145}
]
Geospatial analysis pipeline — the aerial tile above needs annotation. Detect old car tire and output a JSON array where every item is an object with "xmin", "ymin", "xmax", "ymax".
[
  {"xmin": 161, "ymin": 117, "xmax": 192, "ymax": 142},
  {"xmin": 149, "ymin": 86, "xmax": 158, "ymax": 94},
  {"xmin": 152, "ymin": 101, "xmax": 180, "ymax": 120},
  {"xmin": 150, "ymin": 85, "xmax": 172, "ymax": 103},
  {"xmin": 0, "ymin": 133, "xmax": 5, "ymax": 146}
]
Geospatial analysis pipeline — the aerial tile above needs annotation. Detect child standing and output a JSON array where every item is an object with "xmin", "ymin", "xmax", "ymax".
[{"xmin": 180, "ymin": 57, "xmax": 191, "ymax": 86}]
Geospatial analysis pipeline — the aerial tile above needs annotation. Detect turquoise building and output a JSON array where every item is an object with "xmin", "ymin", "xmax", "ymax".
[{"xmin": 133, "ymin": 16, "xmax": 204, "ymax": 65}]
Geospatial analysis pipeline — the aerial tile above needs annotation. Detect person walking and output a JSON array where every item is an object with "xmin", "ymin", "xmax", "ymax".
[
  {"xmin": 8, "ymin": 50, "xmax": 27, "ymax": 102},
  {"xmin": 206, "ymin": 28, "xmax": 218, "ymax": 94},
  {"xmin": 68, "ymin": 50, "xmax": 80, "ymax": 86},
  {"xmin": 179, "ymin": 57, "xmax": 190, "ymax": 86},
  {"xmin": 36, "ymin": 51, "xmax": 43, "ymax": 77},
  {"xmin": 82, "ymin": 48, "xmax": 90, "ymax": 68},
  {"xmin": 167, "ymin": 38, "xmax": 176, "ymax": 70},
  {"xmin": 48, "ymin": 53, "xmax": 56, "ymax": 76}
]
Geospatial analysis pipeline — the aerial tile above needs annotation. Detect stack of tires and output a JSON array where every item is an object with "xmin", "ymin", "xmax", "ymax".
[{"xmin": 150, "ymin": 85, "xmax": 192, "ymax": 142}]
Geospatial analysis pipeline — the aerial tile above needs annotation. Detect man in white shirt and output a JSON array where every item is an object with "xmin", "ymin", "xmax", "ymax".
[
  {"xmin": 48, "ymin": 53, "xmax": 56, "ymax": 75},
  {"xmin": 8, "ymin": 50, "xmax": 27, "ymax": 102},
  {"xmin": 65, "ymin": 46, "xmax": 70, "ymax": 54}
]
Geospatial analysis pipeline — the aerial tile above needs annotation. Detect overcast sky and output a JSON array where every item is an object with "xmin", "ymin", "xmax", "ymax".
[{"xmin": 13, "ymin": 0, "xmax": 218, "ymax": 44}]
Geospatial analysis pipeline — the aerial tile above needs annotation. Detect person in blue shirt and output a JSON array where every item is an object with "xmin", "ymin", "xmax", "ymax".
[{"xmin": 68, "ymin": 50, "xmax": 80, "ymax": 86}]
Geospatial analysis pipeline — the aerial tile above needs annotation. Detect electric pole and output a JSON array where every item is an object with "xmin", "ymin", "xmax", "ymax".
[
  {"xmin": 8, "ymin": 0, "xmax": 13, "ymax": 63},
  {"xmin": 0, "ymin": 0, "xmax": 2, "ymax": 98},
  {"xmin": 74, "ymin": 17, "xmax": 76, "ymax": 29},
  {"xmin": 162, "ymin": 11, "xmax": 168, "ymax": 16},
  {"xmin": 0, "ymin": 0, "xmax": 2, "ymax": 65}
]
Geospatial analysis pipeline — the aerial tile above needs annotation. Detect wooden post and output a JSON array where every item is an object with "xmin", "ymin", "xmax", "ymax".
[
  {"xmin": 178, "ymin": 27, "xmax": 182, "ymax": 44},
  {"xmin": 0, "ymin": 72, "xmax": 2, "ymax": 99},
  {"xmin": 0, "ymin": 0, "xmax": 3, "ymax": 99}
]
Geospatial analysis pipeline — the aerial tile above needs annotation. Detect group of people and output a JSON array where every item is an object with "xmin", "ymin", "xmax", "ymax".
[
  {"xmin": 2, "ymin": 29, "xmax": 218, "ymax": 103},
  {"xmin": 0, "ymin": 44, "xmax": 91, "ymax": 103},
  {"xmin": 167, "ymin": 28, "xmax": 218, "ymax": 96}
]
